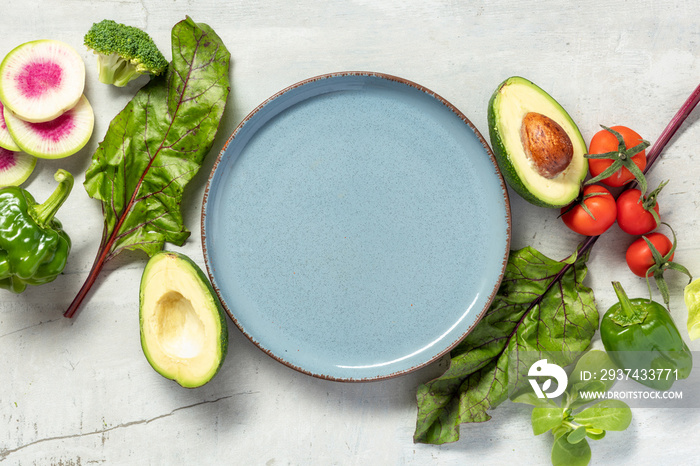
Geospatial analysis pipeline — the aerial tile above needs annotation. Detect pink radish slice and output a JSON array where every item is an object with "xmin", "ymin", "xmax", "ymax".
[
  {"xmin": 0, "ymin": 147, "xmax": 36, "ymax": 186},
  {"xmin": 0, "ymin": 40, "xmax": 85, "ymax": 123},
  {"xmin": 4, "ymin": 94, "xmax": 94, "ymax": 159},
  {"xmin": 0, "ymin": 100, "xmax": 20, "ymax": 151}
]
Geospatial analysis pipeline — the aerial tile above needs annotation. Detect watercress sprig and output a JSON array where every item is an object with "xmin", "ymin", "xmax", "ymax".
[{"xmin": 513, "ymin": 351, "xmax": 632, "ymax": 466}]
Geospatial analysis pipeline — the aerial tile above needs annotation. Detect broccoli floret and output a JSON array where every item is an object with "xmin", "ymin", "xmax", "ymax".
[{"xmin": 84, "ymin": 19, "xmax": 169, "ymax": 87}]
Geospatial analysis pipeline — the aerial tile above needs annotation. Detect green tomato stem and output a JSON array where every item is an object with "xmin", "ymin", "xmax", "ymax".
[
  {"xmin": 641, "ymin": 180, "xmax": 667, "ymax": 223},
  {"xmin": 641, "ymin": 223, "xmax": 693, "ymax": 308}
]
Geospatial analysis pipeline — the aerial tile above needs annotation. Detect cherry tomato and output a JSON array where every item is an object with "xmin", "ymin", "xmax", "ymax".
[
  {"xmin": 560, "ymin": 185, "xmax": 616, "ymax": 236},
  {"xmin": 625, "ymin": 232, "xmax": 673, "ymax": 277},
  {"xmin": 588, "ymin": 126, "xmax": 647, "ymax": 187},
  {"xmin": 616, "ymin": 188, "xmax": 660, "ymax": 235}
]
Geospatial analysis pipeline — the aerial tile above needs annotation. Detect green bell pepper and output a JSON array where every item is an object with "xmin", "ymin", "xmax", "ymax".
[
  {"xmin": 0, "ymin": 169, "xmax": 74, "ymax": 293},
  {"xmin": 601, "ymin": 281, "xmax": 692, "ymax": 390}
]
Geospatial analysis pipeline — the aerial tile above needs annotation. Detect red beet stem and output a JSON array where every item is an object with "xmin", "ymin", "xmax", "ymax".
[{"xmin": 644, "ymin": 82, "xmax": 700, "ymax": 172}]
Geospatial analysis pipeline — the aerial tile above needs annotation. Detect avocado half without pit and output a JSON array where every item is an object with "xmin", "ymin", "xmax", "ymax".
[
  {"xmin": 140, "ymin": 251, "xmax": 228, "ymax": 388},
  {"xmin": 488, "ymin": 76, "xmax": 588, "ymax": 208}
]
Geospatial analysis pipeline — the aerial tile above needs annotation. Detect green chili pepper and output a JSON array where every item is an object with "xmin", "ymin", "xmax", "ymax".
[
  {"xmin": 601, "ymin": 281, "xmax": 692, "ymax": 391},
  {"xmin": 0, "ymin": 169, "xmax": 73, "ymax": 293}
]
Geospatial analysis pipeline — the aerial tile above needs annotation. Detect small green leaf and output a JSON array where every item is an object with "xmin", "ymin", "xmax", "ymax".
[
  {"xmin": 685, "ymin": 277, "xmax": 700, "ymax": 340},
  {"xmin": 551, "ymin": 435, "xmax": 591, "ymax": 466},
  {"xmin": 566, "ymin": 350, "xmax": 617, "ymax": 409},
  {"xmin": 567, "ymin": 381, "xmax": 608, "ymax": 411},
  {"xmin": 585, "ymin": 427, "xmax": 606, "ymax": 440},
  {"xmin": 568, "ymin": 350, "xmax": 616, "ymax": 387},
  {"xmin": 552, "ymin": 424, "xmax": 570, "ymax": 441},
  {"xmin": 531, "ymin": 406, "xmax": 564, "ymax": 435},
  {"xmin": 573, "ymin": 399, "xmax": 632, "ymax": 431},
  {"xmin": 567, "ymin": 425, "xmax": 587, "ymax": 444},
  {"xmin": 512, "ymin": 391, "xmax": 555, "ymax": 407}
]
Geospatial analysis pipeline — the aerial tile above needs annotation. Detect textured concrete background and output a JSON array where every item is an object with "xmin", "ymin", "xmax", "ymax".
[{"xmin": 1, "ymin": 0, "xmax": 699, "ymax": 464}]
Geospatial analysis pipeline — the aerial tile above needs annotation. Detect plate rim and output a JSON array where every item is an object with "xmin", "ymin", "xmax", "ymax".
[{"xmin": 200, "ymin": 71, "xmax": 512, "ymax": 382}]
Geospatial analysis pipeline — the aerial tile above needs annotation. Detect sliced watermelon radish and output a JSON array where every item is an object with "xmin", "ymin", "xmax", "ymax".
[
  {"xmin": 0, "ymin": 147, "xmax": 35, "ymax": 186},
  {"xmin": 4, "ymin": 94, "xmax": 94, "ymax": 159},
  {"xmin": 0, "ymin": 100, "xmax": 20, "ymax": 152},
  {"xmin": 0, "ymin": 40, "xmax": 85, "ymax": 123}
]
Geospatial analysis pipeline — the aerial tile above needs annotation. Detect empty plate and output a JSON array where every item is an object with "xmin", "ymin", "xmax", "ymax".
[{"xmin": 202, "ymin": 72, "xmax": 511, "ymax": 381}]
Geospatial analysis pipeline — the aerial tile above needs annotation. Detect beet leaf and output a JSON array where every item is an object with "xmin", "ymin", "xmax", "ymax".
[
  {"xmin": 65, "ymin": 17, "xmax": 230, "ymax": 318},
  {"xmin": 413, "ymin": 247, "xmax": 597, "ymax": 444}
]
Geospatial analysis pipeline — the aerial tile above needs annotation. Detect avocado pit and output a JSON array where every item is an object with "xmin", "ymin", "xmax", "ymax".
[{"xmin": 520, "ymin": 112, "xmax": 574, "ymax": 179}]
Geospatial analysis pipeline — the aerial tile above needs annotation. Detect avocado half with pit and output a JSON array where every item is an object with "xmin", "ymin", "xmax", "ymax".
[
  {"xmin": 488, "ymin": 76, "xmax": 587, "ymax": 208},
  {"xmin": 140, "ymin": 251, "xmax": 228, "ymax": 388}
]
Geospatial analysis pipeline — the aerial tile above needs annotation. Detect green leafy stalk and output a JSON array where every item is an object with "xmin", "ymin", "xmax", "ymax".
[
  {"xmin": 414, "ymin": 81, "xmax": 700, "ymax": 445},
  {"xmin": 65, "ymin": 17, "xmax": 230, "ymax": 318}
]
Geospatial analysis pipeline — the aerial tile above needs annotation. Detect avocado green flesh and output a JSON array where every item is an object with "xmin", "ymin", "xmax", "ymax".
[
  {"xmin": 140, "ymin": 251, "xmax": 228, "ymax": 388},
  {"xmin": 488, "ymin": 76, "xmax": 587, "ymax": 208}
]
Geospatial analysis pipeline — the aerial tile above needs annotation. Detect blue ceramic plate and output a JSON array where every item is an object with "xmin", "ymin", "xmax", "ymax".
[{"xmin": 202, "ymin": 72, "xmax": 511, "ymax": 381}]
